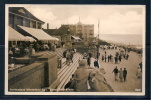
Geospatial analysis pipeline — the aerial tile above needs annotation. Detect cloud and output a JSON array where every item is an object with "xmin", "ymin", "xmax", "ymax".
[
  {"xmin": 99, "ymin": 10, "xmax": 143, "ymax": 35},
  {"xmin": 21, "ymin": 5, "xmax": 144, "ymax": 35},
  {"xmin": 25, "ymin": 6, "xmax": 57, "ymax": 28}
]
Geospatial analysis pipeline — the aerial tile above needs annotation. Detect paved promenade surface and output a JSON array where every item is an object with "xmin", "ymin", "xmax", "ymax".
[{"xmin": 98, "ymin": 49, "xmax": 142, "ymax": 92}]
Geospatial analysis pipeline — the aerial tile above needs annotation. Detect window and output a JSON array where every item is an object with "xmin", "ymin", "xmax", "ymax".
[
  {"xmin": 14, "ymin": 16, "xmax": 23, "ymax": 29},
  {"xmin": 24, "ymin": 19, "xmax": 30, "ymax": 27},
  {"xmin": 16, "ymin": 16, "xmax": 23, "ymax": 26},
  {"xmin": 31, "ymin": 21, "xmax": 36, "ymax": 28},
  {"xmin": 37, "ymin": 23, "xmax": 41, "ymax": 29},
  {"xmin": 89, "ymin": 33, "xmax": 93, "ymax": 35},
  {"xmin": 78, "ymin": 30, "xmax": 81, "ymax": 33}
]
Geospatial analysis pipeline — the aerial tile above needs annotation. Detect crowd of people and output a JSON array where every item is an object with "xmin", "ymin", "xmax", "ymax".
[
  {"xmin": 8, "ymin": 41, "xmax": 57, "ymax": 59},
  {"xmin": 101, "ymin": 50, "xmax": 129, "ymax": 64},
  {"xmin": 63, "ymin": 48, "xmax": 76, "ymax": 66},
  {"xmin": 82, "ymin": 52, "xmax": 100, "ymax": 68}
]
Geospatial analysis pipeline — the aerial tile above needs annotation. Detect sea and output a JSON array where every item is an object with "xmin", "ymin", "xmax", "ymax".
[{"xmin": 99, "ymin": 34, "xmax": 143, "ymax": 47}]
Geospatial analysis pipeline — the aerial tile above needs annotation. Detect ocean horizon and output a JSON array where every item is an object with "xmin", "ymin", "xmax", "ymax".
[{"xmin": 99, "ymin": 34, "xmax": 143, "ymax": 46}]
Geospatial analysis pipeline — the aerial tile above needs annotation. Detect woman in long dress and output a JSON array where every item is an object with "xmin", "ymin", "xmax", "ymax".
[{"xmin": 119, "ymin": 68, "xmax": 123, "ymax": 82}]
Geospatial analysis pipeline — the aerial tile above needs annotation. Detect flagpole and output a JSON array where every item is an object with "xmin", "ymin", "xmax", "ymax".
[
  {"xmin": 97, "ymin": 19, "xmax": 100, "ymax": 60},
  {"xmin": 98, "ymin": 19, "xmax": 100, "ymax": 45}
]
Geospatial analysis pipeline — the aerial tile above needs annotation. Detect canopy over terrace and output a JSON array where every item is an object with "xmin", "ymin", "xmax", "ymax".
[
  {"xmin": 9, "ymin": 26, "xmax": 35, "ymax": 41},
  {"xmin": 71, "ymin": 36, "xmax": 81, "ymax": 40},
  {"xmin": 71, "ymin": 36, "xmax": 81, "ymax": 42},
  {"xmin": 17, "ymin": 25, "xmax": 58, "ymax": 41}
]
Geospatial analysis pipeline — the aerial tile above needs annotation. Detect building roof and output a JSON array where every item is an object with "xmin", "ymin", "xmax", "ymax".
[
  {"xmin": 42, "ymin": 29, "xmax": 57, "ymax": 35},
  {"xmin": 52, "ymin": 25, "xmax": 75, "ymax": 36},
  {"xmin": 9, "ymin": 7, "xmax": 45, "ymax": 23},
  {"xmin": 52, "ymin": 25, "xmax": 69, "ymax": 35}
]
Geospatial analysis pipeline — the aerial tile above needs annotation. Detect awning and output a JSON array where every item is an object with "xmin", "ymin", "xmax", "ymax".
[
  {"xmin": 54, "ymin": 37, "xmax": 59, "ymax": 41},
  {"xmin": 71, "ymin": 36, "xmax": 81, "ymax": 40},
  {"xmin": 9, "ymin": 26, "xmax": 36, "ymax": 41},
  {"xmin": 17, "ymin": 25, "xmax": 57, "ymax": 41},
  {"xmin": 24, "ymin": 36, "xmax": 36, "ymax": 41},
  {"xmin": 9, "ymin": 26, "xmax": 26, "ymax": 41}
]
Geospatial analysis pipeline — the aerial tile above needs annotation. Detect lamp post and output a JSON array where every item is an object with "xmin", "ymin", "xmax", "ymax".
[{"xmin": 66, "ymin": 27, "xmax": 72, "ymax": 48}]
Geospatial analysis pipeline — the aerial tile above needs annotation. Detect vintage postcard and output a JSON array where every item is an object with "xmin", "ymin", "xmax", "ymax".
[{"xmin": 5, "ymin": 4, "xmax": 145, "ymax": 95}]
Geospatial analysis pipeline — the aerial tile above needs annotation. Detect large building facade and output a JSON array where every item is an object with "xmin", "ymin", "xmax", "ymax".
[{"xmin": 62, "ymin": 21, "xmax": 94, "ymax": 41}]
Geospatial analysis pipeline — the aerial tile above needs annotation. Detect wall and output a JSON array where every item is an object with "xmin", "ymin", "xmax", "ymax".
[
  {"xmin": 8, "ymin": 52, "xmax": 58, "ymax": 92},
  {"xmin": 36, "ymin": 52, "xmax": 58, "ymax": 87},
  {"xmin": 9, "ymin": 63, "xmax": 45, "ymax": 91}
]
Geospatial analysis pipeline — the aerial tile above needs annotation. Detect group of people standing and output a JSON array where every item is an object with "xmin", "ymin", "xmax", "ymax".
[
  {"xmin": 101, "ymin": 54, "xmax": 113, "ymax": 62},
  {"xmin": 83, "ymin": 52, "xmax": 99, "ymax": 68},
  {"xmin": 63, "ymin": 48, "xmax": 76, "ymax": 66},
  {"xmin": 112, "ymin": 66, "xmax": 127, "ymax": 82},
  {"xmin": 101, "ymin": 50, "xmax": 129, "ymax": 64}
]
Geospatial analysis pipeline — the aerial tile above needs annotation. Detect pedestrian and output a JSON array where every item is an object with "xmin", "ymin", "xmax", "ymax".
[
  {"xmin": 66, "ymin": 51, "xmax": 71, "ymax": 66},
  {"xmin": 126, "ymin": 54, "xmax": 129, "ymax": 60},
  {"xmin": 102, "ymin": 55, "xmax": 104, "ymax": 62},
  {"xmin": 63, "ymin": 50, "xmax": 67, "ymax": 58},
  {"xmin": 88, "ymin": 52, "xmax": 92, "ymax": 58},
  {"xmin": 105, "ymin": 51, "xmax": 106, "ymax": 55},
  {"xmin": 112, "ymin": 66, "xmax": 118, "ymax": 81},
  {"xmin": 94, "ymin": 59, "xmax": 99, "ymax": 68},
  {"xmin": 108, "ymin": 55, "xmax": 110, "ymax": 62},
  {"xmin": 109, "ymin": 54, "xmax": 111, "ymax": 62},
  {"xmin": 57, "ymin": 57, "xmax": 62, "ymax": 68},
  {"xmin": 96, "ymin": 51, "xmax": 100, "ymax": 60},
  {"xmin": 119, "ymin": 68, "xmax": 123, "ymax": 82},
  {"xmin": 70, "ymin": 50, "xmax": 74, "ymax": 63},
  {"xmin": 139, "ymin": 62, "xmax": 142, "ymax": 71},
  {"xmin": 110, "ymin": 54, "xmax": 113, "ymax": 62},
  {"xmin": 104, "ymin": 55, "xmax": 107, "ymax": 62},
  {"xmin": 123, "ymin": 68, "xmax": 127, "ymax": 82},
  {"xmin": 119, "ymin": 55, "xmax": 121, "ymax": 62},
  {"xmin": 136, "ymin": 67, "xmax": 142, "ymax": 79},
  {"xmin": 114, "ymin": 56, "xmax": 117, "ymax": 64},
  {"xmin": 87, "ymin": 56, "xmax": 91, "ymax": 66}
]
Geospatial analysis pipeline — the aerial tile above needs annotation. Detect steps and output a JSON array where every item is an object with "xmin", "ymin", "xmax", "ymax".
[{"xmin": 48, "ymin": 52, "xmax": 83, "ymax": 91}]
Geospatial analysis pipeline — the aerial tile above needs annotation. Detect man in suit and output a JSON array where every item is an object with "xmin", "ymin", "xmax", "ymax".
[{"xmin": 123, "ymin": 68, "xmax": 127, "ymax": 82}]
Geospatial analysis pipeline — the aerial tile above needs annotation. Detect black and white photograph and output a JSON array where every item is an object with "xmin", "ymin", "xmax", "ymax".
[{"xmin": 5, "ymin": 4, "xmax": 145, "ymax": 95}]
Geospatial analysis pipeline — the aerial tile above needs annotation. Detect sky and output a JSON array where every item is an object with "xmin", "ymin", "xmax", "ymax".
[{"xmin": 8, "ymin": 5, "xmax": 145, "ymax": 38}]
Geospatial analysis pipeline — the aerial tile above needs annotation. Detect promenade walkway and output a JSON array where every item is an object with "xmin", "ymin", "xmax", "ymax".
[{"xmin": 98, "ymin": 49, "xmax": 142, "ymax": 92}]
